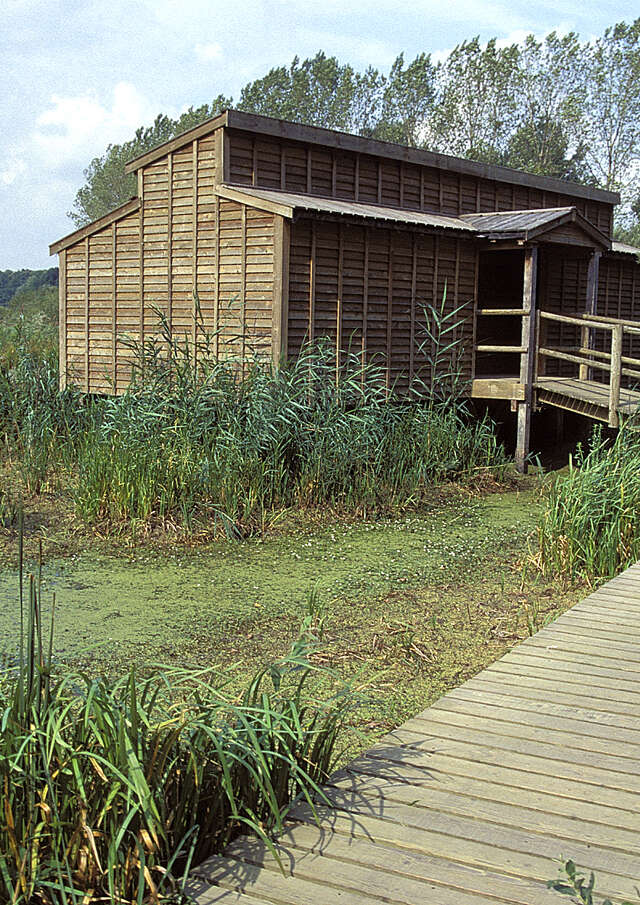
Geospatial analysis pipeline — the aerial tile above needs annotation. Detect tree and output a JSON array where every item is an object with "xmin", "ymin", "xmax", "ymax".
[
  {"xmin": 431, "ymin": 37, "xmax": 520, "ymax": 161},
  {"xmin": 581, "ymin": 19, "xmax": 640, "ymax": 195},
  {"xmin": 374, "ymin": 53, "xmax": 436, "ymax": 146},
  {"xmin": 238, "ymin": 52, "xmax": 359, "ymax": 132},
  {"xmin": 503, "ymin": 32, "xmax": 588, "ymax": 180},
  {"xmin": 69, "ymin": 99, "xmax": 230, "ymax": 226}
]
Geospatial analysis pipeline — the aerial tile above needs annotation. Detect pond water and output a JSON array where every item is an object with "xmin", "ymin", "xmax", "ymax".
[{"xmin": 0, "ymin": 490, "xmax": 537, "ymax": 666}]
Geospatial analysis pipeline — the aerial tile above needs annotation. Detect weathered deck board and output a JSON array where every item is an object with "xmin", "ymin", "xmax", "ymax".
[
  {"xmin": 536, "ymin": 375, "xmax": 640, "ymax": 418},
  {"xmin": 189, "ymin": 563, "xmax": 640, "ymax": 905}
]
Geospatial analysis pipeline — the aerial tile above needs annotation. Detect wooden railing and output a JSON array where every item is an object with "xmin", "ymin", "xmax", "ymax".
[{"xmin": 536, "ymin": 311, "xmax": 640, "ymax": 427}]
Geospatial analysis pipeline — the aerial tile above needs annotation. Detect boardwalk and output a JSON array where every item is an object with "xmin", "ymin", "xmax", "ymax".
[
  {"xmin": 188, "ymin": 565, "xmax": 640, "ymax": 905},
  {"xmin": 536, "ymin": 376, "xmax": 640, "ymax": 424}
]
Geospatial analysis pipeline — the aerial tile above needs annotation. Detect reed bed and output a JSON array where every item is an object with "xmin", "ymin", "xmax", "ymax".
[
  {"xmin": 0, "ymin": 537, "xmax": 356, "ymax": 904},
  {"xmin": 536, "ymin": 427, "xmax": 640, "ymax": 583},
  {"xmin": 0, "ymin": 307, "xmax": 507, "ymax": 537}
]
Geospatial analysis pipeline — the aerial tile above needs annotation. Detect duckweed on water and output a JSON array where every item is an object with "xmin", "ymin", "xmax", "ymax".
[{"xmin": 0, "ymin": 488, "xmax": 544, "ymax": 667}]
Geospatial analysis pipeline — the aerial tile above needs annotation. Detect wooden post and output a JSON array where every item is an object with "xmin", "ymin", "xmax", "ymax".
[
  {"xmin": 516, "ymin": 246, "xmax": 538, "ymax": 474},
  {"xmin": 58, "ymin": 249, "xmax": 67, "ymax": 390},
  {"xmin": 271, "ymin": 216, "xmax": 290, "ymax": 367},
  {"xmin": 609, "ymin": 324, "xmax": 623, "ymax": 428},
  {"xmin": 580, "ymin": 251, "xmax": 601, "ymax": 381}
]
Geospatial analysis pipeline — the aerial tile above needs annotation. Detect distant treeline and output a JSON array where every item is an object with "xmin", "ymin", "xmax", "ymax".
[{"xmin": 0, "ymin": 268, "xmax": 58, "ymax": 306}]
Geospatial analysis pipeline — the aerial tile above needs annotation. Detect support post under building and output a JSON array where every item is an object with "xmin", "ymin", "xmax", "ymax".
[{"xmin": 516, "ymin": 246, "xmax": 538, "ymax": 474}]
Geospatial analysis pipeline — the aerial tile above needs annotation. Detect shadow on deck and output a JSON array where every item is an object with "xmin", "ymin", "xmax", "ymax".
[{"xmin": 186, "ymin": 564, "xmax": 640, "ymax": 905}]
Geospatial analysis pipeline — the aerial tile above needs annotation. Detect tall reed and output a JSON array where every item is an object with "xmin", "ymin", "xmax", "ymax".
[
  {"xmin": 0, "ymin": 532, "xmax": 356, "ymax": 904},
  {"xmin": 0, "ymin": 299, "xmax": 507, "ymax": 535},
  {"xmin": 536, "ymin": 427, "xmax": 640, "ymax": 583}
]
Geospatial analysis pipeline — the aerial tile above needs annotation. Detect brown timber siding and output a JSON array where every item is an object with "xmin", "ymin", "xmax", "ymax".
[
  {"xmin": 62, "ymin": 205, "xmax": 142, "ymax": 393},
  {"xmin": 287, "ymin": 218, "xmax": 476, "ymax": 391},
  {"xmin": 227, "ymin": 128, "xmax": 614, "ymax": 237},
  {"xmin": 61, "ymin": 130, "xmax": 277, "ymax": 392}
]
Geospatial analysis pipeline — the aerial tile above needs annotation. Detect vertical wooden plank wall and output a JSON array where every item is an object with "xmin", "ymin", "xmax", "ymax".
[
  {"xmin": 226, "ymin": 129, "xmax": 614, "ymax": 236},
  {"xmin": 62, "ymin": 128, "xmax": 280, "ymax": 392},
  {"xmin": 287, "ymin": 219, "xmax": 477, "ymax": 392}
]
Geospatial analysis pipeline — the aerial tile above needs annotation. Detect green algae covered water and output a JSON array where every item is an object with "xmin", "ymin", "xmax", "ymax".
[{"xmin": 0, "ymin": 490, "xmax": 539, "ymax": 666}]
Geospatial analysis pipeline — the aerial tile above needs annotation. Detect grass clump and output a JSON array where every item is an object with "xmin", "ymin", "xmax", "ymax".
[
  {"xmin": 0, "ymin": 303, "xmax": 507, "ymax": 538},
  {"xmin": 536, "ymin": 427, "xmax": 640, "ymax": 584},
  {"xmin": 0, "ymin": 542, "xmax": 357, "ymax": 904}
]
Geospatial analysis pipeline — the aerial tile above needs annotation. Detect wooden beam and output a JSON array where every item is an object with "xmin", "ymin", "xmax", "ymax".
[
  {"xmin": 214, "ymin": 128, "xmax": 224, "ymax": 187},
  {"xmin": 309, "ymin": 221, "xmax": 316, "ymax": 341},
  {"xmin": 609, "ymin": 324, "xmax": 623, "ymax": 428},
  {"xmin": 167, "ymin": 151, "xmax": 173, "ymax": 334},
  {"xmin": 386, "ymin": 232, "xmax": 393, "ymax": 390},
  {"xmin": 193, "ymin": 139, "xmax": 199, "ymax": 357},
  {"xmin": 241, "ymin": 204, "xmax": 246, "ymax": 369},
  {"xmin": 58, "ymin": 249, "xmax": 67, "ymax": 390},
  {"xmin": 516, "ymin": 246, "xmax": 538, "ymax": 474},
  {"xmin": 138, "ymin": 199, "xmax": 144, "ymax": 371},
  {"xmin": 84, "ymin": 236, "xmax": 90, "ymax": 393},
  {"xmin": 409, "ymin": 233, "xmax": 417, "ymax": 384},
  {"xmin": 336, "ymin": 222, "xmax": 343, "ymax": 383},
  {"xmin": 112, "ymin": 225, "xmax": 117, "ymax": 392},
  {"xmin": 580, "ymin": 251, "xmax": 601, "ymax": 380},
  {"xmin": 213, "ymin": 185, "xmax": 294, "ymax": 219},
  {"xmin": 362, "ymin": 227, "xmax": 369, "ymax": 377},
  {"xmin": 214, "ymin": 196, "xmax": 220, "ymax": 358},
  {"xmin": 271, "ymin": 216, "xmax": 290, "ymax": 367}
]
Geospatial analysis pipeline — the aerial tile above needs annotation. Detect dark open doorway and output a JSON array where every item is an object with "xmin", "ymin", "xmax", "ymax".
[{"xmin": 475, "ymin": 248, "xmax": 525, "ymax": 377}]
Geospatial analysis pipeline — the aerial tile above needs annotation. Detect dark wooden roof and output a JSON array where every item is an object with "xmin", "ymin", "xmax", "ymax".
[
  {"xmin": 124, "ymin": 109, "xmax": 620, "ymax": 206},
  {"xmin": 216, "ymin": 185, "xmax": 476, "ymax": 233},
  {"xmin": 461, "ymin": 207, "xmax": 611, "ymax": 249}
]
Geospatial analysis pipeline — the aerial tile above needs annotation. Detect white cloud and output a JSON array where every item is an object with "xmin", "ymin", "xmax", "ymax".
[
  {"xmin": 194, "ymin": 41, "xmax": 223, "ymax": 62},
  {"xmin": 0, "ymin": 157, "xmax": 26, "ymax": 186},
  {"xmin": 33, "ymin": 82, "xmax": 161, "ymax": 168}
]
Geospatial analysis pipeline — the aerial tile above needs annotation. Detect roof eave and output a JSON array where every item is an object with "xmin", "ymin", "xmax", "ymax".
[
  {"xmin": 123, "ymin": 111, "xmax": 229, "ymax": 174},
  {"xmin": 50, "ymin": 198, "xmax": 141, "ymax": 255}
]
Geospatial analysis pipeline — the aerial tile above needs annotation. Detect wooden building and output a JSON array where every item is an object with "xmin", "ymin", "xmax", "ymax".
[{"xmin": 50, "ymin": 109, "xmax": 640, "ymax": 470}]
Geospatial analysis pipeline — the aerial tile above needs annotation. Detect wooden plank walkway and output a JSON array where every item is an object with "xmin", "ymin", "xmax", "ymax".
[
  {"xmin": 187, "ymin": 564, "xmax": 640, "ymax": 905},
  {"xmin": 536, "ymin": 376, "xmax": 640, "ymax": 421}
]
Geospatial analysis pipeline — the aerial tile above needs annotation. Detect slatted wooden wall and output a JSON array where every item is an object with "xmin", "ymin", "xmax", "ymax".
[
  {"xmin": 226, "ymin": 128, "xmax": 614, "ymax": 237},
  {"xmin": 287, "ymin": 218, "xmax": 477, "ymax": 391},
  {"xmin": 60, "ymin": 129, "xmax": 278, "ymax": 392},
  {"xmin": 597, "ymin": 253, "xmax": 640, "ymax": 371},
  {"xmin": 538, "ymin": 247, "xmax": 589, "ymax": 378},
  {"xmin": 60, "ymin": 205, "xmax": 142, "ymax": 393}
]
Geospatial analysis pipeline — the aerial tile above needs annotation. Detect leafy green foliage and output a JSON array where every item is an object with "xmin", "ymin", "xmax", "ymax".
[
  {"xmin": 536, "ymin": 427, "xmax": 640, "ymax": 583},
  {"xmin": 548, "ymin": 859, "xmax": 634, "ymax": 904},
  {"xmin": 0, "ymin": 527, "xmax": 357, "ymax": 903},
  {"xmin": 0, "ymin": 300, "xmax": 506, "ymax": 536},
  {"xmin": 69, "ymin": 101, "xmax": 231, "ymax": 226},
  {"xmin": 68, "ymin": 20, "xmax": 640, "ymax": 240},
  {"xmin": 0, "ymin": 268, "xmax": 58, "ymax": 307}
]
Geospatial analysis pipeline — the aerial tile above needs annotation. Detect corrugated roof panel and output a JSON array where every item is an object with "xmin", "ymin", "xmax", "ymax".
[
  {"xmin": 218, "ymin": 184, "xmax": 477, "ymax": 232},
  {"xmin": 612, "ymin": 240, "xmax": 640, "ymax": 257},
  {"xmin": 460, "ymin": 208, "xmax": 574, "ymax": 233}
]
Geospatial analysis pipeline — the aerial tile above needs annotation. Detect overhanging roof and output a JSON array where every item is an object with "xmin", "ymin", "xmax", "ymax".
[
  {"xmin": 124, "ymin": 108, "xmax": 619, "ymax": 206},
  {"xmin": 611, "ymin": 240, "xmax": 640, "ymax": 258},
  {"xmin": 216, "ymin": 184, "xmax": 477, "ymax": 233},
  {"xmin": 461, "ymin": 207, "xmax": 611, "ymax": 249}
]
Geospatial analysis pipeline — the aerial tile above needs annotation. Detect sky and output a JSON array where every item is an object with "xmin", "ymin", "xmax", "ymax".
[{"xmin": 1, "ymin": 0, "xmax": 639, "ymax": 270}]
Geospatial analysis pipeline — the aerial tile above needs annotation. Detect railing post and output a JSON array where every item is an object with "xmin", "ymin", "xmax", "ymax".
[
  {"xmin": 581, "ymin": 251, "xmax": 601, "ymax": 382},
  {"xmin": 516, "ymin": 246, "xmax": 538, "ymax": 474},
  {"xmin": 609, "ymin": 324, "xmax": 623, "ymax": 428}
]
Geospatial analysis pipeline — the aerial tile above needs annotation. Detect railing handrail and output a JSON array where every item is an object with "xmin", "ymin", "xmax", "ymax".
[{"xmin": 538, "ymin": 310, "xmax": 615, "ymax": 331}]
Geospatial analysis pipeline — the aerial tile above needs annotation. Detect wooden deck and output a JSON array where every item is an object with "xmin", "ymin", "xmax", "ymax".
[
  {"xmin": 187, "ymin": 565, "xmax": 640, "ymax": 905},
  {"xmin": 536, "ymin": 376, "xmax": 640, "ymax": 422}
]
